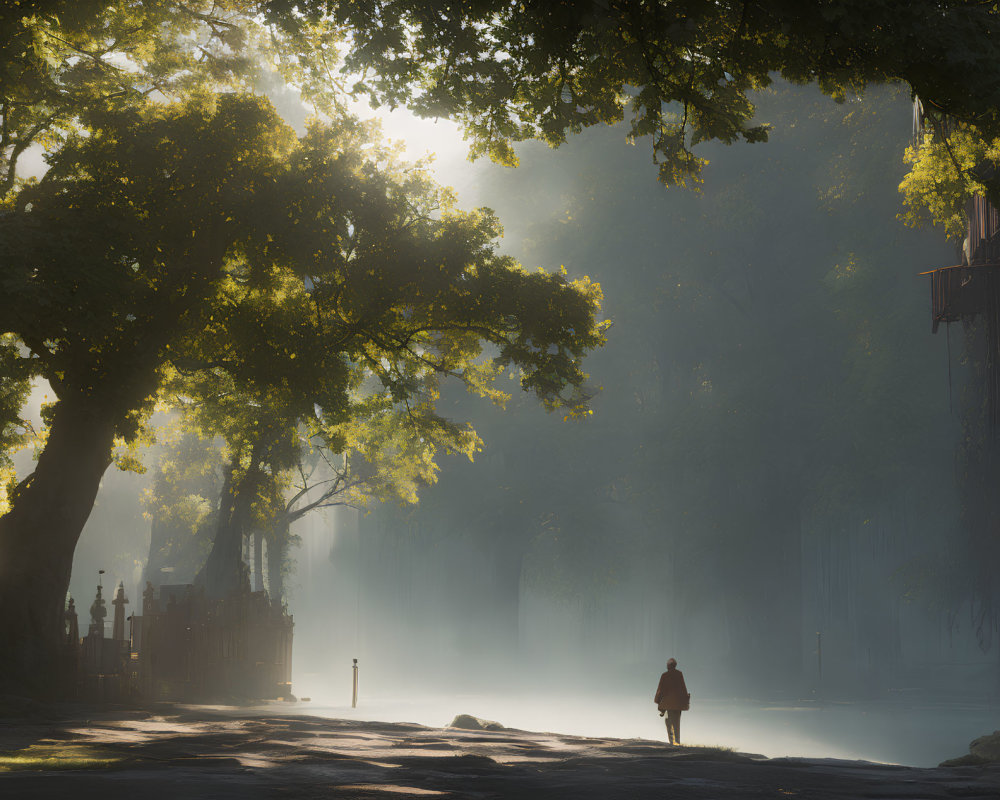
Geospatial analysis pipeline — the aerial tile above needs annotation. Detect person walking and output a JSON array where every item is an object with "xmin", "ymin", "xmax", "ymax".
[{"xmin": 654, "ymin": 657, "xmax": 689, "ymax": 745}]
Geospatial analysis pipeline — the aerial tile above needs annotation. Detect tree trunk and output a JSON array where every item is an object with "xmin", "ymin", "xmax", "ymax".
[
  {"xmin": 197, "ymin": 465, "xmax": 248, "ymax": 599},
  {"xmin": 0, "ymin": 397, "xmax": 117, "ymax": 694},
  {"xmin": 267, "ymin": 516, "xmax": 291, "ymax": 606},
  {"xmin": 253, "ymin": 530, "xmax": 264, "ymax": 593},
  {"xmin": 197, "ymin": 440, "xmax": 271, "ymax": 599}
]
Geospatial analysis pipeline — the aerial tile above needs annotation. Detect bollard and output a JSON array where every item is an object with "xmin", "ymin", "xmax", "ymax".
[{"xmin": 352, "ymin": 658, "xmax": 358, "ymax": 708}]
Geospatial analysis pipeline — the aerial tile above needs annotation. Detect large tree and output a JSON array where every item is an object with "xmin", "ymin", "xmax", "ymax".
[{"xmin": 0, "ymin": 93, "xmax": 605, "ymax": 692}]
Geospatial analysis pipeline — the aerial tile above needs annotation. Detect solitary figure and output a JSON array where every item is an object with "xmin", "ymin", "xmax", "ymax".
[{"xmin": 654, "ymin": 657, "xmax": 689, "ymax": 745}]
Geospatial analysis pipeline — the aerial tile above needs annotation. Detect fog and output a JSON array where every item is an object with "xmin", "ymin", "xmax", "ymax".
[{"xmin": 51, "ymin": 82, "xmax": 999, "ymax": 767}]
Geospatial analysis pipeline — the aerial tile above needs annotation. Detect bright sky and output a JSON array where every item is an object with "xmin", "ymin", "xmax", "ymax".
[{"xmin": 350, "ymin": 101, "xmax": 487, "ymax": 203}]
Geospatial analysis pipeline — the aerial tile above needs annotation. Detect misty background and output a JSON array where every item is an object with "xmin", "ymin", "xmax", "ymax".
[{"xmin": 24, "ymin": 82, "xmax": 997, "ymax": 765}]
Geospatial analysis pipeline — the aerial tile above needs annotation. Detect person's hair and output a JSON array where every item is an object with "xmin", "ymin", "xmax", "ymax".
[{"xmin": 667, "ymin": 658, "xmax": 677, "ymax": 668}]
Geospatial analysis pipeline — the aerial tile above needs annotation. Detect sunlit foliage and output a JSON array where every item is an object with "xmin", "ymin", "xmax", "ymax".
[
  {"xmin": 329, "ymin": 0, "xmax": 1000, "ymax": 186},
  {"xmin": 0, "ymin": 0, "xmax": 347, "ymax": 200},
  {"xmin": 899, "ymin": 126, "xmax": 1000, "ymax": 242},
  {"xmin": 7, "ymin": 1, "xmax": 1000, "ymax": 197},
  {"xmin": 0, "ymin": 336, "xmax": 31, "ymax": 515}
]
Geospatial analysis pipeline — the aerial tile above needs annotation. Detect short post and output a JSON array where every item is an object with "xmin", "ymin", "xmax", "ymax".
[{"xmin": 352, "ymin": 658, "xmax": 358, "ymax": 708}]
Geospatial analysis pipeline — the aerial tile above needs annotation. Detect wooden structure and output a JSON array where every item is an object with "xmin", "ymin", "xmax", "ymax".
[
  {"xmin": 924, "ymin": 196, "xmax": 1000, "ymax": 331},
  {"xmin": 63, "ymin": 580, "xmax": 133, "ymax": 701},
  {"xmin": 65, "ymin": 579, "xmax": 293, "ymax": 702},
  {"xmin": 923, "ymin": 195, "xmax": 1000, "ymax": 424},
  {"xmin": 133, "ymin": 583, "xmax": 293, "ymax": 702}
]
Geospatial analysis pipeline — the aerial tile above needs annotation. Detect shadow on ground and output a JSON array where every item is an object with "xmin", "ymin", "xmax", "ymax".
[{"xmin": 2, "ymin": 705, "xmax": 999, "ymax": 799}]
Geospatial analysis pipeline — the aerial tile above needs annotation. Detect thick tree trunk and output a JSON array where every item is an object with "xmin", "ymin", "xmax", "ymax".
[
  {"xmin": 198, "ymin": 466, "xmax": 248, "ymax": 599},
  {"xmin": 0, "ymin": 397, "xmax": 117, "ymax": 694},
  {"xmin": 197, "ymin": 442, "xmax": 270, "ymax": 599}
]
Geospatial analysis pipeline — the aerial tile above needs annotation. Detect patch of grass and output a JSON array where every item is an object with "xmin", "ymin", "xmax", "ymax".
[
  {"xmin": 680, "ymin": 744, "xmax": 735, "ymax": 754},
  {"xmin": 0, "ymin": 743, "xmax": 121, "ymax": 771},
  {"xmin": 674, "ymin": 744, "xmax": 752, "ymax": 762}
]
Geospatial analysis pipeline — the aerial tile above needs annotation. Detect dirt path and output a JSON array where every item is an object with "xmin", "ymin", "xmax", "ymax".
[{"xmin": 2, "ymin": 705, "xmax": 999, "ymax": 799}]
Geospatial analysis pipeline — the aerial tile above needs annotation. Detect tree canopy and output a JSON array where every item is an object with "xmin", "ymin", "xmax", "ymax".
[
  {"xmin": 3, "ymin": 91, "xmax": 604, "ymax": 424},
  {"xmin": 332, "ymin": 0, "xmax": 1000, "ymax": 185},
  {"xmin": 6, "ymin": 1, "xmax": 1000, "ymax": 196}
]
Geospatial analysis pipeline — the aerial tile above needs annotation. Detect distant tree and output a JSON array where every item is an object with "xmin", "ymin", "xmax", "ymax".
[
  {"xmin": 0, "ymin": 93, "xmax": 606, "ymax": 691},
  {"xmin": 157, "ymin": 391, "xmax": 473, "ymax": 602},
  {"xmin": 165, "ymin": 351, "xmax": 488, "ymax": 600},
  {"xmin": 143, "ymin": 429, "xmax": 224, "ymax": 587}
]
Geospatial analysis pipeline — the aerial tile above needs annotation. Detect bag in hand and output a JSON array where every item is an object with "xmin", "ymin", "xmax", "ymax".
[{"xmin": 682, "ymin": 693, "xmax": 691, "ymax": 711}]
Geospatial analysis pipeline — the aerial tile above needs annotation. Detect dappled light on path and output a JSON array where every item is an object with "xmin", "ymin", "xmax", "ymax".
[{"xmin": 2, "ymin": 706, "xmax": 999, "ymax": 798}]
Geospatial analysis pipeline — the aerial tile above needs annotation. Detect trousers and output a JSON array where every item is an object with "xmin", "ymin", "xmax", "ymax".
[{"xmin": 665, "ymin": 709, "xmax": 682, "ymax": 744}]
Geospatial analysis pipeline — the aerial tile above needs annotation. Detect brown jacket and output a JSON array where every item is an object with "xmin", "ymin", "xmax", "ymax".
[{"xmin": 654, "ymin": 668, "xmax": 688, "ymax": 712}]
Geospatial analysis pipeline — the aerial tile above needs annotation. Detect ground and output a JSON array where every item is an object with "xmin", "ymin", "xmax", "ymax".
[{"xmin": 1, "ymin": 704, "xmax": 999, "ymax": 799}]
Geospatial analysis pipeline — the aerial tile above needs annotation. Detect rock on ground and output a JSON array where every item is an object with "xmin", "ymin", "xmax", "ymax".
[
  {"xmin": 942, "ymin": 730, "xmax": 1000, "ymax": 768},
  {"xmin": 448, "ymin": 714, "xmax": 506, "ymax": 731},
  {"xmin": 971, "ymin": 731, "xmax": 1000, "ymax": 762}
]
